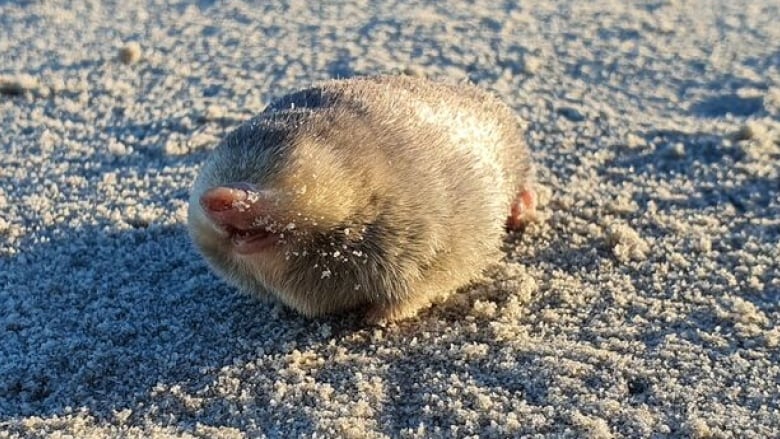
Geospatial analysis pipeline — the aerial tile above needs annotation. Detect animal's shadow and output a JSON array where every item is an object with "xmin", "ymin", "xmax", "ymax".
[
  {"xmin": 0, "ymin": 223, "xmax": 352, "ymax": 432},
  {"xmin": 0, "ymin": 216, "xmax": 568, "ymax": 435}
]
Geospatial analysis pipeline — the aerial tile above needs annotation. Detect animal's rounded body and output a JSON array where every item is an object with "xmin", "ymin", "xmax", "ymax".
[{"xmin": 187, "ymin": 75, "xmax": 536, "ymax": 322}]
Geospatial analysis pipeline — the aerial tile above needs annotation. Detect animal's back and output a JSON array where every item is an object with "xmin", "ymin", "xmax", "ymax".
[{"xmin": 264, "ymin": 75, "xmax": 531, "ymax": 216}]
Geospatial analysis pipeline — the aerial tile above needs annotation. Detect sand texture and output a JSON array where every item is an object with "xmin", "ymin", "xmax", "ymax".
[{"xmin": 1, "ymin": 1, "xmax": 779, "ymax": 437}]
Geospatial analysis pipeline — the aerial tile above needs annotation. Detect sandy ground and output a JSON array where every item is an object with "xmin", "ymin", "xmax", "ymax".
[{"xmin": 1, "ymin": 0, "xmax": 779, "ymax": 437}]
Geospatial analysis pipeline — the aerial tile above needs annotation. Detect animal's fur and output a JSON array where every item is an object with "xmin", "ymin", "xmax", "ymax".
[{"xmin": 187, "ymin": 74, "xmax": 536, "ymax": 322}]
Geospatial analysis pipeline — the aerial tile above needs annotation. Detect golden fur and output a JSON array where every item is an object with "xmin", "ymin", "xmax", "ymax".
[{"xmin": 187, "ymin": 74, "xmax": 536, "ymax": 323}]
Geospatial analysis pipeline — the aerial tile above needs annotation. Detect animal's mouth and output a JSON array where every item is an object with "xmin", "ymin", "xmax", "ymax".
[
  {"xmin": 199, "ymin": 183, "xmax": 281, "ymax": 255},
  {"xmin": 224, "ymin": 225, "xmax": 280, "ymax": 254}
]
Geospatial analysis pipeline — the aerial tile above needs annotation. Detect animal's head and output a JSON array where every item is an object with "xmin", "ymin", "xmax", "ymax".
[{"xmin": 186, "ymin": 114, "xmax": 395, "ymax": 314}]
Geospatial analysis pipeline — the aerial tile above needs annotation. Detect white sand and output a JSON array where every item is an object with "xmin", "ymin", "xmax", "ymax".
[{"xmin": 1, "ymin": 1, "xmax": 778, "ymax": 437}]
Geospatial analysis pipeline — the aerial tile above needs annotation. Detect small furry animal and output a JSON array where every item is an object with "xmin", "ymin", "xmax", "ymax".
[{"xmin": 187, "ymin": 74, "xmax": 537, "ymax": 323}]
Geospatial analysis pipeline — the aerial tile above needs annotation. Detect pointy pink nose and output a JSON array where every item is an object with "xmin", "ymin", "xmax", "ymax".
[
  {"xmin": 200, "ymin": 183, "xmax": 268, "ymax": 229},
  {"xmin": 200, "ymin": 184, "xmax": 252, "ymax": 212}
]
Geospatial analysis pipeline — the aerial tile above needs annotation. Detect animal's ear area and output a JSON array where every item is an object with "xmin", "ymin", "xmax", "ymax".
[
  {"xmin": 199, "ymin": 183, "xmax": 274, "ymax": 230},
  {"xmin": 506, "ymin": 187, "xmax": 538, "ymax": 231}
]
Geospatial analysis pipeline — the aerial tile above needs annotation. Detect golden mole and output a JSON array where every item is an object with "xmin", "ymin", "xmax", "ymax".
[{"xmin": 187, "ymin": 74, "xmax": 537, "ymax": 323}]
